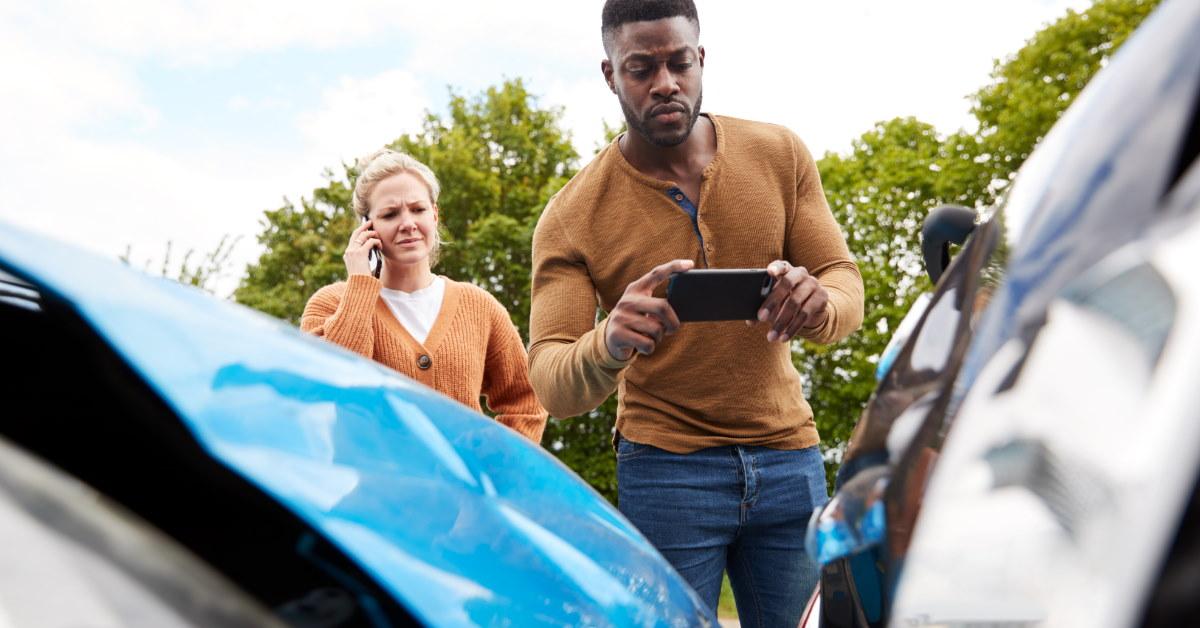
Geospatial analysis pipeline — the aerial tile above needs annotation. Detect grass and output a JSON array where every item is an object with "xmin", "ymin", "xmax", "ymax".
[{"xmin": 717, "ymin": 572, "xmax": 738, "ymax": 619}]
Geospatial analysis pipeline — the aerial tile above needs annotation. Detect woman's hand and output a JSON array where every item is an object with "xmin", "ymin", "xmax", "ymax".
[{"xmin": 344, "ymin": 220, "xmax": 381, "ymax": 277}]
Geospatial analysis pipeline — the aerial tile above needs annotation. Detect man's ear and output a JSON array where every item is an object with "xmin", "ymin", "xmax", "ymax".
[
  {"xmin": 699, "ymin": 45, "xmax": 705, "ymax": 69},
  {"xmin": 601, "ymin": 59, "xmax": 616, "ymax": 94}
]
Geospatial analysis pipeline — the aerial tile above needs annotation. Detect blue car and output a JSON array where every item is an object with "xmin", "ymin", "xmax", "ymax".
[{"xmin": 0, "ymin": 223, "xmax": 711, "ymax": 626}]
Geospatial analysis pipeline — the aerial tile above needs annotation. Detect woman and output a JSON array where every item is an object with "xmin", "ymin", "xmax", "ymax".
[{"xmin": 301, "ymin": 148, "xmax": 547, "ymax": 443}]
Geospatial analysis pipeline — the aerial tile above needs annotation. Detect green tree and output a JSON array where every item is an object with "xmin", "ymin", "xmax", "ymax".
[
  {"xmin": 800, "ymin": 0, "xmax": 1161, "ymax": 473},
  {"xmin": 802, "ymin": 118, "xmax": 941, "ymax": 448},
  {"xmin": 121, "ymin": 235, "xmax": 240, "ymax": 296},
  {"xmin": 971, "ymin": 0, "xmax": 1161, "ymax": 201},
  {"xmin": 236, "ymin": 79, "xmax": 578, "ymax": 330},
  {"xmin": 391, "ymin": 82, "xmax": 578, "ymax": 335},
  {"xmin": 231, "ymin": 0, "xmax": 1162, "ymax": 505},
  {"xmin": 235, "ymin": 79, "xmax": 630, "ymax": 500}
]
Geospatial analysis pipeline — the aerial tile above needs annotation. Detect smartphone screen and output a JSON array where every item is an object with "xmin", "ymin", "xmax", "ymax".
[{"xmin": 666, "ymin": 269, "xmax": 774, "ymax": 322}]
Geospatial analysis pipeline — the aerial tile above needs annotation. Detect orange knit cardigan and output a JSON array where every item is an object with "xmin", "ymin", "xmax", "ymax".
[{"xmin": 301, "ymin": 274, "xmax": 547, "ymax": 443}]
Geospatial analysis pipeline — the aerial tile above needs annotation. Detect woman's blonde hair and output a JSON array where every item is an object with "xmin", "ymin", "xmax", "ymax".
[
  {"xmin": 352, "ymin": 148, "xmax": 443, "ymax": 266},
  {"xmin": 352, "ymin": 148, "xmax": 441, "ymax": 218}
]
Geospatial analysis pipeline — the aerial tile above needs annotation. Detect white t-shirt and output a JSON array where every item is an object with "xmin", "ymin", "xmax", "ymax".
[{"xmin": 379, "ymin": 276, "xmax": 446, "ymax": 345}]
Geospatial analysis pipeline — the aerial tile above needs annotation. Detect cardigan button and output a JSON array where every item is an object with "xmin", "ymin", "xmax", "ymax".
[{"xmin": 417, "ymin": 355, "xmax": 432, "ymax": 370}]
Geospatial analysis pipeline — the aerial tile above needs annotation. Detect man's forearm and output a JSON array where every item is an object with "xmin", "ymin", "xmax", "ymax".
[
  {"xmin": 528, "ymin": 318, "xmax": 633, "ymax": 418},
  {"xmin": 801, "ymin": 262, "xmax": 865, "ymax": 345}
]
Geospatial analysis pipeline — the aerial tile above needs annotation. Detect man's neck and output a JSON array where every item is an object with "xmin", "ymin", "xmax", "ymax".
[{"xmin": 619, "ymin": 115, "xmax": 716, "ymax": 182}]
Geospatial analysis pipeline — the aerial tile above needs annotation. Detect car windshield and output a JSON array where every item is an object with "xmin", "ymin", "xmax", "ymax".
[{"xmin": 957, "ymin": 8, "xmax": 1200, "ymax": 408}]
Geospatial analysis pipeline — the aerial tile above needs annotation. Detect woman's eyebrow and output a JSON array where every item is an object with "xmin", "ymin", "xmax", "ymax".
[{"xmin": 377, "ymin": 199, "xmax": 429, "ymax": 210}]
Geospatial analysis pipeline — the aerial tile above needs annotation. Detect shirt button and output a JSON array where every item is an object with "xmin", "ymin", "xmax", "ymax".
[
  {"xmin": 417, "ymin": 355, "xmax": 432, "ymax": 370},
  {"xmin": 674, "ymin": 193, "xmax": 684, "ymax": 201}
]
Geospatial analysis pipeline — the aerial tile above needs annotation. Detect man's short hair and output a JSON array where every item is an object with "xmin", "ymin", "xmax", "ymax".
[{"xmin": 601, "ymin": 0, "xmax": 699, "ymax": 54}]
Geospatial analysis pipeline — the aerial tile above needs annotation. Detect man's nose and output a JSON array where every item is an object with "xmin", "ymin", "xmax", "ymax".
[{"xmin": 649, "ymin": 64, "xmax": 679, "ymax": 98}]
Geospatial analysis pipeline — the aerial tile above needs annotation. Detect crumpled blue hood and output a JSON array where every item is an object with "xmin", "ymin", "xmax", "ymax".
[{"xmin": 0, "ymin": 223, "xmax": 709, "ymax": 627}]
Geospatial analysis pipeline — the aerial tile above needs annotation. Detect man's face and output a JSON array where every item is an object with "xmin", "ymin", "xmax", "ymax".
[{"xmin": 602, "ymin": 16, "xmax": 704, "ymax": 147}]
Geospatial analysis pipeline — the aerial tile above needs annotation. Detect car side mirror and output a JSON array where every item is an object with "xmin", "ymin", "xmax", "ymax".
[{"xmin": 921, "ymin": 205, "xmax": 977, "ymax": 285}]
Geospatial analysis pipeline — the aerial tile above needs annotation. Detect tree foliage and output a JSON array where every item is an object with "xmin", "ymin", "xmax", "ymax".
[
  {"xmin": 235, "ymin": 79, "xmax": 579, "ymax": 327},
  {"xmin": 972, "ymin": 0, "xmax": 1160, "ymax": 187},
  {"xmin": 391, "ymin": 81, "xmax": 579, "ymax": 335},
  {"xmin": 121, "ymin": 235, "xmax": 241, "ymax": 296},
  {"xmin": 232, "ymin": 0, "xmax": 1162, "ymax": 502},
  {"xmin": 235, "ymin": 79, "xmax": 632, "ymax": 500}
]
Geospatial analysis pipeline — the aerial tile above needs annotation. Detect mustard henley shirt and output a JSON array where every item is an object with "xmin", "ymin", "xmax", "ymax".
[{"xmin": 529, "ymin": 114, "xmax": 864, "ymax": 453}]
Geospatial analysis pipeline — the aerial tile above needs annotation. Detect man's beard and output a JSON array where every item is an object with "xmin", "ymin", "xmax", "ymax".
[{"xmin": 621, "ymin": 91, "xmax": 703, "ymax": 147}]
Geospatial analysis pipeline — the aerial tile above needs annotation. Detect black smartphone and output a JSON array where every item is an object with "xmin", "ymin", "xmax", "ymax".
[
  {"xmin": 666, "ymin": 269, "xmax": 775, "ymax": 322},
  {"xmin": 362, "ymin": 217, "xmax": 381, "ymax": 278}
]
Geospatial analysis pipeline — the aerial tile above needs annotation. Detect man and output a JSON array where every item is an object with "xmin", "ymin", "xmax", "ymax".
[{"xmin": 528, "ymin": 0, "xmax": 864, "ymax": 624}]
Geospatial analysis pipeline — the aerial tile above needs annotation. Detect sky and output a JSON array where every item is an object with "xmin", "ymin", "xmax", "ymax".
[{"xmin": 0, "ymin": 0, "xmax": 1091, "ymax": 297}]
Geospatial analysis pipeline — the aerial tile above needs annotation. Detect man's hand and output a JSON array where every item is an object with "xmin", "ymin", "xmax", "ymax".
[
  {"xmin": 604, "ymin": 259, "xmax": 695, "ymax": 361},
  {"xmin": 758, "ymin": 260, "xmax": 829, "ymax": 342}
]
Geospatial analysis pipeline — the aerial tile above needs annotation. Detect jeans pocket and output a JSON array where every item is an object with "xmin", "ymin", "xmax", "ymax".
[{"xmin": 616, "ymin": 436, "xmax": 652, "ymax": 461}]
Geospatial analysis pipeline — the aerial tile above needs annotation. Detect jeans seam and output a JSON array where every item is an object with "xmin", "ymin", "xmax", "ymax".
[
  {"xmin": 734, "ymin": 548, "xmax": 764, "ymax": 628},
  {"xmin": 732, "ymin": 446, "xmax": 750, "ymax": 526}
]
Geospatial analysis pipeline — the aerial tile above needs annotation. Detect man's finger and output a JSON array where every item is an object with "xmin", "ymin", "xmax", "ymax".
[
  {"xmin": 783, "ymin": 286, "xmax": 828, "ymax": 341},
  {"xmin": 628, "ymin": 259, "xmax": 695, "ymax": 295},
  {"xmin": 637, "ymin": 298, "xmax": 682, "ymax": 334},
  {"xmin": 625, "ymin": 315, "xmax": 665, "ymax": 345},
  {"xmin": 769, "ymin": 294, "xmax": 802, "ymax": 341},
  {"xmin": 781, "ymin": 307, "xmax": 812, "ymax": 342},
  {"xmin": 758, "ymin": 279, "xmax": 792, "ymax": 322},
  {"xmin": 617, "ymin": 328, "xmax": 658, "ymax": 356}
]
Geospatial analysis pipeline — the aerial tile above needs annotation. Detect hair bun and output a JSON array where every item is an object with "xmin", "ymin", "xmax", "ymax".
[{"xmin": 356, "ymin": 147, "xmax": 395, "ymax": 172}]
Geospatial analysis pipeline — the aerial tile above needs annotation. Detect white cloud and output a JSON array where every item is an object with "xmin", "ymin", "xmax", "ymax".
[
  {"xmin": 0, "ymin": 0, "xmax": 1100, "ymax": 300},
  {"xmin": 543, "ymin": 78, "xmax": 623, "ymax": 158},
  {"xmin": 296, "ymin": 69, "xmax": 430, "ymax": 169},
  {"xmin": 698, "ymin": 0, "xmax": 1091, "ymax": 155},
  {"xmin": 0, "ymin": 30, "xmax": 157, "ymax": 133},
  {"xmin": 5, "ymin": 0, "xmax": 406, "ymax": 64}
]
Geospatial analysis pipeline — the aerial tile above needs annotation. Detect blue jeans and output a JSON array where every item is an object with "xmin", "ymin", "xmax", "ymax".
[{"xmin": 617, "ymin": 438, "xmax": 827, "ymax": 628}]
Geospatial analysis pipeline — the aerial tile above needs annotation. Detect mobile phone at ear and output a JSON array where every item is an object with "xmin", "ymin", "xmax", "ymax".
[
  {"xmin": 362, "ymin": 217, "xmax": 381, "ymax": 278},
  {"xmin": 666, "ymin": 269, "xmax": 775, "ymax": 322}
]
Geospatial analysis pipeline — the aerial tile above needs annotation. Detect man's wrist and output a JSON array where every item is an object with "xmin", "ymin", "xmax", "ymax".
[
  {"xmin": 596, "ymin": 318, "xmax": 636, "ymax": 369},
  {"xmin": 801, "ymin": 307, "xmax": 829, "ymax": 331}
]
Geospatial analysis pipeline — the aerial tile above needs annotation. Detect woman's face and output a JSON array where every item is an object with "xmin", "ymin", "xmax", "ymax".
[{"xmin": 366, "ymin": 171, "xmax": 439, "ymax": 269}]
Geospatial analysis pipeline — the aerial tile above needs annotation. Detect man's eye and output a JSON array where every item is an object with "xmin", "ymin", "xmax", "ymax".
[{"xmin": 673, "ymin": 62, "xmax": 693, "ymax": 71}]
